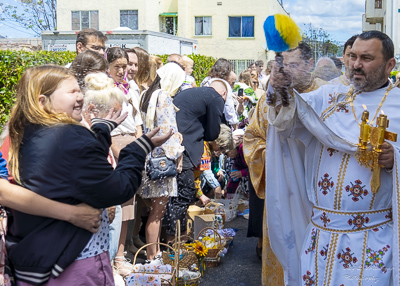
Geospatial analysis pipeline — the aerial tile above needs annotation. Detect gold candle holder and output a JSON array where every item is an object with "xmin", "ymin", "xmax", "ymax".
[
  {"xmin": 370, "ymin": 114, "xmax": 389, "ymax": 194},
  {"xmin": 375, "ymin": 114, "xmax": 388, "ymax": 152},
  {"xmin": 359, "ymin": 110, "xmax": 370, "ymax": 150},
  {"xmin": 355, "ymin": 110, "xmax": 397, "ymax": 194}
]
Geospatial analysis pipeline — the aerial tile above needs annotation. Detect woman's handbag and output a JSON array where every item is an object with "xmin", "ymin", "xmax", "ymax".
[
  {"xmin": 146, "ymin": 151, "xmax": 177, "ymax": 180},
  {"xmin": 144, "ymin": 89, "xmax": 177, "ymax": 181}
]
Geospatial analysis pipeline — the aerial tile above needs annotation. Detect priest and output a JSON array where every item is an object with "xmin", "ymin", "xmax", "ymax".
[
  {"xmin": 266, "ymin": 31, "xmax": 399, "ymax": 285},
  {"xmin": 243, "ymin": 42, "xmax": 324, "ymax": 285}
]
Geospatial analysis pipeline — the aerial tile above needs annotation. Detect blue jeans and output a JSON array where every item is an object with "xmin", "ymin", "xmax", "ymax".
[{"xmin": 108, "ymin": 205, "xmax": 122, "ymax": 260}]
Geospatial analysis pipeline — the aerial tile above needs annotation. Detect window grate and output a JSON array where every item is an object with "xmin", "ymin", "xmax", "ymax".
[
  {"xmin": 71, "ymin": 11, "xmax": 99, "ymax": 30},
  {"xmin": 229, "ymin": 59, "xmax": 254, "ymax": 76}
]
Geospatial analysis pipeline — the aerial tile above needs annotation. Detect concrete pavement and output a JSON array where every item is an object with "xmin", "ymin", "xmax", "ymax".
[{"xmin": 199, "ymin": 216, "xmax": 262, "ymax": 286}]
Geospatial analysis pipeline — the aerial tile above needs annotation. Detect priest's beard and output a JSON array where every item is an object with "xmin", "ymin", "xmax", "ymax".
[{"xmin": 350, "ymin": 63, "xmax": 387, "ymax": 92}]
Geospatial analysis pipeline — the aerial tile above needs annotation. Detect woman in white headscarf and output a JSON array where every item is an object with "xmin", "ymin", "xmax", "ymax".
[{"xmin": 138, "ymin": 63, "xmax": 185, "ymax": 261}]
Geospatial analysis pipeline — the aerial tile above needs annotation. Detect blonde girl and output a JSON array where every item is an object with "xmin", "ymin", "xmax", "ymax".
[{"xmin": 7, "ymin": 65, "xmax": 169, "ymax": 285}]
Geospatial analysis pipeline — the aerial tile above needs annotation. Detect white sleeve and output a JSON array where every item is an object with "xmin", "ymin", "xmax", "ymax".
[
  {"xmin": 266, "ymin": 84, "xmax": 297, "ymax": 134},
  {"xmin": 224, "ymin": 90, "xmax": 239, "ymax": 125}
]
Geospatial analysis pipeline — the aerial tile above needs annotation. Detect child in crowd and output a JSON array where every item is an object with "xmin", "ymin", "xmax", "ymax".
[
  {"xmin": 194, "ymin": 142, "xmax": 212, "ymax": 206},
  {"xmin": 208, "ymin": 143, "xmax": 229, "ymax": 191},
  {"xmin": 226, "ymin": 128, "xmax": 249, "ymax": 196},
  {"xmin": 195, "ymin": 124, "xmax": 234, "ymax": 203},
  {"xmin": 81, "ymin": 72, "xmax": 125, "ymax": 265},
  {"xmin": 106, "ymin": 47, "xmax": 144, "ymax": 274},
  {"xmin": 6, "ymin": 65, "xmax": 170, "ymax": 285},
  {"xmin": 181, "ymin": 56, "xmax": 197, "ymax": 90},
  {"xmin": 69, "ymin": 50, "xmax": 108, "ymax": 90}
]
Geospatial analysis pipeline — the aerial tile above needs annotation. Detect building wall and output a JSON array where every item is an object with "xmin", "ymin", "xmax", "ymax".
[
  {"xmin": 56, "ymin": 0, "xmax": 287, "ymax": 62},
  {"xmin": 177, "ymin": 0, "xmax": 287, "ymax": 61},
  {"xmin": 363, "ymin": 0, "xmax": 400, "ymax": 60},
  {"xmin": 57, "ymin": 0, "xmax": 164, "ymax": 31},
  {"xmin": 146, "ymin": 35, "xmax": 180, "ymax": 55}
]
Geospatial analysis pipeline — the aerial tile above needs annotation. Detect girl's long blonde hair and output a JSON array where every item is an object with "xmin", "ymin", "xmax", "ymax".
[{"xmin": 8, "ymin": 65, "xmax": 79, "ymax": 183}]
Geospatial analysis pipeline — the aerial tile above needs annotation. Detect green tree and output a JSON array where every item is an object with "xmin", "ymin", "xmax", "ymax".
[
  {"xmin": 302, "ymin": 23, "xmax": 340, "ymax": 60},
  {"xmin": 0, "ymin": 0, "xmax": 56, "ymax": 36}
]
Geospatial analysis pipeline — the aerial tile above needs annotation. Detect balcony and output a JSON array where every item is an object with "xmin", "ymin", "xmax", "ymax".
[
  {"xmin": 365, "ymin": 0, "xmax": 384, "ymax": 24},
  {"xmin": 362, "ymin": 14, "xmax": 383, "ymax": 32}
]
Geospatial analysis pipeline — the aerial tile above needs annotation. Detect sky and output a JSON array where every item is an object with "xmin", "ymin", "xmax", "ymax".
[
  {"xmin": 0, "ymin": 0, "xmax": 366, "ymax": 41},
  {"xmin": 283, "ymin": 0, "xmax": 365, "ymax": 44},
  {"xmin": 0, "ymin": 0, "xmax": 37, "ymax": 38},
  {"xmin": 0, "ymin": 22, "xmax": 36, "ymax": 38}
]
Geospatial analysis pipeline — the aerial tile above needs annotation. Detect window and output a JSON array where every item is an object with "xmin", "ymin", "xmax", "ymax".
[
  {"xmin": 228, "ymin": 16, "xmax": 254, "ymax": 38},
  {"xmin": 71, "ymin": 11, "xmax": 99, "ymax": 30},
  {"xmin": 229, "ymin": 59, "xmax": 254, "ymax": 75},
  {"xmin": 160, "ymin": 16, "xmax": 177, "ymax": 35},
  {"xmin": 120, "ymin": 10, "xmax": 138, "ymax": 30},
  {"xmin": 375, "ymin": 0, "xmax": 382, "ymax": 8},
  {"xmin": 195, "ymin": 16, "xmax": 212, "ymax": 36}
]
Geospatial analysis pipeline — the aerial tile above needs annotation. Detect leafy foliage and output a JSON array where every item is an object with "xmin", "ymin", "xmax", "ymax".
[
  {"xmin": 0, "ymin": 0, "xmax": 56, "ymax": 36},
  {"xmin": 0, "ymin": 50, "xmax": 75, "ymax": 130},
  {"xmin": 0, "ymin": 51, "xmax": 215, "ymax": 132},
  {"xmin": 157, "ymin": 54, "xmax": 216, "ymax": 86}
]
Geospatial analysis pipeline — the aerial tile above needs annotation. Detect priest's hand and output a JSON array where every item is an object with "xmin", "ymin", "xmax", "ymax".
[
  {"xmin": 378, "ymin": 142, "xmax": 394, "ymax": 170},
  {"xmin": 268, "ymin": 63, "xmax": 293, "ymax": 108},
  {"xmin": 269, "ymin": 63, "xmax": 292, "ymax": 89}
]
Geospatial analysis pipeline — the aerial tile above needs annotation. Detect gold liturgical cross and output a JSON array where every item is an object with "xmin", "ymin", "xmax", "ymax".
[{"xmin": 355, "ymin": 110, "xmax": 397, "ymax": 194}]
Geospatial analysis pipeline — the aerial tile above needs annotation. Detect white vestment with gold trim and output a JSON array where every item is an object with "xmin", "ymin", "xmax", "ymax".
[{"xmin": 266, "ymin": 83, "xmax": 400, "ymax": 285}]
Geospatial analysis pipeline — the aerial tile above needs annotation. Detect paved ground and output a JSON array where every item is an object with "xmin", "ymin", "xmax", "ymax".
[
  {"xmin": 199, "ymin": 216, "xmax": 262, "ymax": 286},
  {"xmin": 125, "ymin": 215, "xmax": 262, "ymax": 285}
]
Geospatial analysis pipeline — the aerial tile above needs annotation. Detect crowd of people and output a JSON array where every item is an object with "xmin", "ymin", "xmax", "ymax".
[
  {"xmin": 0, "ymin": 26, "xmax": 400, "ymax": 286},
  {"xmin": 0, "ymin": 28, "xmax": 267, "ymax": 285}
]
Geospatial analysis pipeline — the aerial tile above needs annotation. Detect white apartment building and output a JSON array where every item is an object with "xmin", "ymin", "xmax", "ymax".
[
  {"xmin": 363, "ymin": 0, "xmax": 400, "ymax": 66},
  {"xmin": 56, "ymin": 0, "xmax": 288, "ymax": 73}
]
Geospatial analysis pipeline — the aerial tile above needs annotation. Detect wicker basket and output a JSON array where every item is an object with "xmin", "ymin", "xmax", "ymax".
[
  {"xmin": 162, "ymin": 250, "xmax": 198, "ymax": 269},
  {"xmin": 196, "ymin": 227, "xmax": 224, "ymax": 268},
  {"xmin": 162, "ymin": 232, "xmax": 198, "ymax": 268},
  {"xmin": 131, "ymin": 242, "xmax": 178, "ymax": 286},
  {"xmin": 204, "ymin": 202, "xmax": 226, "ymax": 224},
  {"xmin": 176, "ymin": 271, "xmax": 201, "ymax": 286},
  {"xmin": 204, "ymin": 256, "xmax": 221, "ymax": 268}
]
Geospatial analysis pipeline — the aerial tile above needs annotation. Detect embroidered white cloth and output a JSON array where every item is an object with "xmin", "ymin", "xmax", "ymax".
[
  {"xmin": 266, "ymin": 83, "xmax": 400, "ymax": 285},
  {"xmin": 125, "ymin": 264, "xmax": 173, "ymax": 286}
]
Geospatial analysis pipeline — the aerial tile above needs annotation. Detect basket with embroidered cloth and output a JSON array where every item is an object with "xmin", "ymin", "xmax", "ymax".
[{"xmin": 127, "ymin": 242, "xmax": 177, "ymax": 286}]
